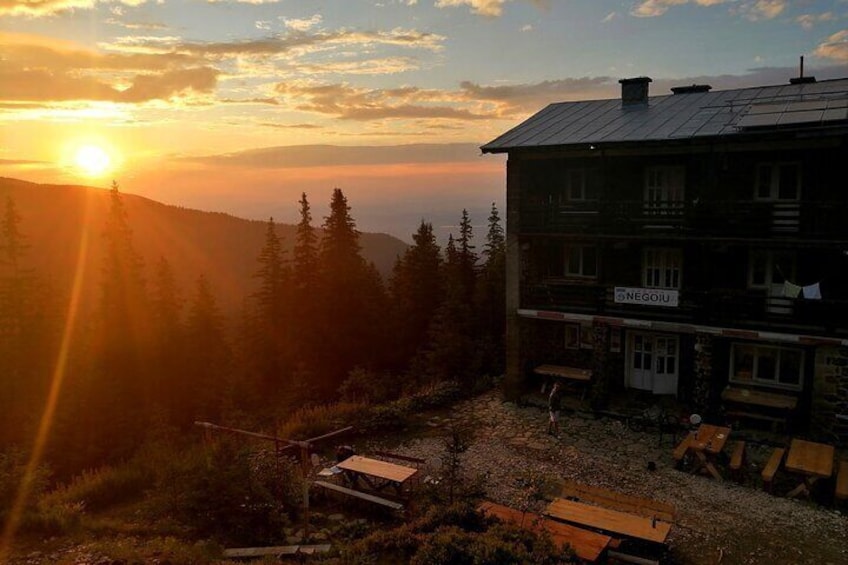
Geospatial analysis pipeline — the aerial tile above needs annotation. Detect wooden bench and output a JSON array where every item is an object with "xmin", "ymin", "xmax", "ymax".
[
  {"xmin": 480, "ymin": 501, "xmax": 612, "ymax": 564},
  {"xmin": 836, "ymin": 460, "xmax": 848, "ymax": 501},
  {"xmin": 672, "ymin": 434, "xmax": 692, "ymax": 468},
  {"xmin": 559, "ymin": 480, "xmax": 675, "ymax": 523},
  {"xmin": 761, "ymin": 447, "xmax": 785, "ymax": 493},
  {"xmin": 729, "ymin": 441, "xmax": 746, "ymax": 481},
  {"xmin": 725, "ymin": 410, "xmax": 788, "ymax": 432},
  {"xmin": 312, "ymin": 480, "xmax": 404, "ymax": 511}
]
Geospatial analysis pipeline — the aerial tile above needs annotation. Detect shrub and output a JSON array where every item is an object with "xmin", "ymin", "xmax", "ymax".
[
  {"xmin": 45, "ymin": 463, "xmax": 152, "ymax": 512},
  {"xmin": 153, "ymin": 439, "xmax": 295, "ymax": 546},
  {"xmin": 339, "ymin": 368, "xmax": 402, "ymax": 404},
  {"xmin": 276, "ymin": 401, "xmax": 369, "ymax": 441}
]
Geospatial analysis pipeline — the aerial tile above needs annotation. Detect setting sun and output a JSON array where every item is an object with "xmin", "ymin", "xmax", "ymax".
[{"xmin": 74, "ymin": 144, "xmax": 112, "ymax": 177}]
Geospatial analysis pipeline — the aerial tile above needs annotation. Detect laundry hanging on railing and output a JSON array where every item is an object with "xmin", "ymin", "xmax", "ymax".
[
  {"xmin": 782, "ymin": 280, "xmax": 822, "ymax": 299},
  {"xmin": 782, "ymin": 281, "xmax": 802, "ymax": 298},
  {"xmin": 802, "ymin": 282, "xmax": 821, "ymax": 300}
]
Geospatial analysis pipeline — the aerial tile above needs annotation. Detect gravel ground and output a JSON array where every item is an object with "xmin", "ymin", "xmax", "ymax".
[{"xmin": 383, "ymin": 389, "xmax": 848, "ymax": 565}]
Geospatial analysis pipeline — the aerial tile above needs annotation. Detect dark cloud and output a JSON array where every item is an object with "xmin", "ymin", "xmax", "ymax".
[{"xmin": 183, "ymin": 143, "xmax": 485, "ymax": 168}]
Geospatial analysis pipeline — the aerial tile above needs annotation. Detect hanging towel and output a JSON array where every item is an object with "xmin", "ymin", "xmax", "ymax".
[
  {"xmin": 783, "ymin": 281, "xmax": 801, "ymax": 298},
  {"xmin": 802, "ymin": 282, "xmax": 821, "ymax": 300}
]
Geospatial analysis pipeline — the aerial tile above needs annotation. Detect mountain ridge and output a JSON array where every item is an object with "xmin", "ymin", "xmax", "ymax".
[{"xmin": 0, "ymin": 177, "xmax": 408, "ymax": 314}]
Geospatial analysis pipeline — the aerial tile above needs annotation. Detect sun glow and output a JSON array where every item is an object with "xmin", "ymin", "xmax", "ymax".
[{"xmin": 74, "ymin": 144, "xmax": 112, "ymax": 177}]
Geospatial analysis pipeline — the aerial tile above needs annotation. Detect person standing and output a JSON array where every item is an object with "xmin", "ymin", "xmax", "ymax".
[{"xmin": 547, "ymin": 381, "xmax": 563, "ymax": 436}]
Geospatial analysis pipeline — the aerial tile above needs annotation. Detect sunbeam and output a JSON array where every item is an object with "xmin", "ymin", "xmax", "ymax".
[{"xmin": 0, "ymin": 192, "xmax": 93, "ymax": 561}]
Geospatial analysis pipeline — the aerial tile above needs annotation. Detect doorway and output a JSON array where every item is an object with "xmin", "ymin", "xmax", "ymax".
[{"xmin": 628, "ymin": 332, "xmax": 679, "ymax": 395}]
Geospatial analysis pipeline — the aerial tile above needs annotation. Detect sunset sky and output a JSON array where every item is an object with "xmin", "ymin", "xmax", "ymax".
[{"xmin": 3, "ymin": 0, "xmax": 848, "ymax": 241}]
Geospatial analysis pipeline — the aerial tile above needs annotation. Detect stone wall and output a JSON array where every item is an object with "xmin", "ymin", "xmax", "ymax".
[
  {"xmin": 692, "ymin": 333, "xmax": 713, "ymax": 416},
  {"xmin": 812, "ymin": 346, "xmax": 848, "ymax": 446}
]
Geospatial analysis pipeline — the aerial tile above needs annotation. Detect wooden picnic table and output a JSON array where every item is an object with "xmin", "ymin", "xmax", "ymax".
[
  {"xmin": 678, "ymin": 424, "xmax": 731, "ymax": 480},
  {"xmin": 784, "ymin": 438, "xmax": 835, "ymax": 498},
  {"xmin": 480, "ymin": 501, "xmax": 612, "ymax": 564},
  {"xmin": 545, "ymin": 498, "xmax": 671, "ymax": 545},
  {"xmin": 336, "ymin": 455, "xmax": 418, "ymax": 493}
]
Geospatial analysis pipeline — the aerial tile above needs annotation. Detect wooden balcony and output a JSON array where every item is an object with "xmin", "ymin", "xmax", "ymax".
[
  {"xmin": 522, "ymin": 282, "xmax": 848, "ymax": 335},
  {"xmin": 519, "ymin": 200, "xmax": 848, "ymax": 240}
]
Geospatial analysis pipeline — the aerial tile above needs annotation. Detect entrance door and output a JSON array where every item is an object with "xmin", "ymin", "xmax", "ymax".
[{"xmin": 628, "ymin": 332, "xmax": 679, "ymax": 395}]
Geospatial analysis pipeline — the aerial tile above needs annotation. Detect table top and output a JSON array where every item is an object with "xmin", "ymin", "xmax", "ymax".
[
  {"xmin": 546, "ymin": 498, "xmax": 671, "ymax": 544},
  {"xmin": 535, "ymin": 364, "xmax": 592, "ymax": 381},
  {"xmin": 785, "ymin": 439, "xmax": 834, "ymax": 478},
  {"xmin": 721, "ymin": 386, "xmax": 798, "ymax": 411},
  {"xmin": 480, "ymin": 501, "xmax": 611, "ymax": 563},
  {"xmin": 336, "ymin": 455, "xmax": 418, "ymax": 484},
  {"xmin": 689, "ymin": 424, "xmax": 731, "ymax": 455}
]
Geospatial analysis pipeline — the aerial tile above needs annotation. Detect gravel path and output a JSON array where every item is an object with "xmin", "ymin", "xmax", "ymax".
[{"xmin": 385, "ymin": 390, "xmax": 848, "ymax": 565}]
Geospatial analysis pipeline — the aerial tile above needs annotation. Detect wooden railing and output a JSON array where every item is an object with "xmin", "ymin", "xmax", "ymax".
[
  {"xmin": 519, "ymin": 200, "xmax": 848, "ymax": 239},
  {"xmin": 522, "ymin": 282, "xmax": 848, "ymax": 333}
]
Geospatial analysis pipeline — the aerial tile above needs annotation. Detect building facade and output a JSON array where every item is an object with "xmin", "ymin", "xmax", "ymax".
[{"xmin": 483, "ymin": 76, "xmax": 848, "ymax": 446}]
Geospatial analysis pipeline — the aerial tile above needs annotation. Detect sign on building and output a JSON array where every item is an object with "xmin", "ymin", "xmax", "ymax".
[{"xmin": 614, "ymin": 287, "xmax": 679, "ymax": 307}]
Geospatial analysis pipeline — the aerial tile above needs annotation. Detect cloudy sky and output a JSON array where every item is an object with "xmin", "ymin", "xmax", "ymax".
[{"xmin": 3, "ymin": 0, "xmax": 848, "ymax": 241}]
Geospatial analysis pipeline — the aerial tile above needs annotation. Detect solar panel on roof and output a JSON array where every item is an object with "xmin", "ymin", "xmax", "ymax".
[
  {"xmin": 822, "ymin": 108, "xmax": 848, "ymax": 122},
  {"xmin": 778, "ymin": 110, "xmax": 824, "ymax": 125},
  {"xmin": 736, "ymin": 113, "xmax": 782, "ymax": 128}
]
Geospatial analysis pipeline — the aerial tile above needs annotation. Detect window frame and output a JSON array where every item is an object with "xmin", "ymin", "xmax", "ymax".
[
  {"xmin": 642, "ymin": 248, "xmax": 682, "ymax": 290},
  {"xmin": 564, "ymin": 245, "xmax": 598, "ymax": 279},
  {"xmin": 754, "ymin": 162, "xmax": 801, "ymax": 201},
  {"xmin": 644, "ymin": 166, "xmax": 685, "ymax": 206},
  {"xmin": 729, "ymin": 342, "xmax": 804, "ymax": 391}
]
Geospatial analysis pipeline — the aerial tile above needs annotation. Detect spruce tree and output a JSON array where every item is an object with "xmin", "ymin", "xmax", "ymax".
[
  {"xmin": 389, "ymin": 221, "xmax": 442, "ymax": 371},
  {"xmin": 317, "ymin": 188, "xmax": 383, "ymax": 389},
  {"xmin": 476, "ymin": 203, "xmax": 506, "ymax": 375},
  {"xmin": 251, "ymin": 217, "xmax": 291, "ymax": 395},
  {"xmin": 185, "ymin": 274, "xmax": 231, "ymax": 423},
  {"xmin": 89, "ymin": 181, "xmax": 152, "ymax": 462}
]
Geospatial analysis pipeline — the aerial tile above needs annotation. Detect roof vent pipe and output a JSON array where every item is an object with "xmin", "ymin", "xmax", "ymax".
[
  {"xmin": 790, "ymin": 55, "xmax": 816, "ymax": 84},
  {"xmin": 619, "ymin": 77, "xmax": 652, "ymax": 106}
]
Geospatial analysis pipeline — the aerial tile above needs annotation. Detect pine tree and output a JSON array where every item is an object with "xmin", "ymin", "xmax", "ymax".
[
  {"xmin": 185, "ymin": 274, "xmax": 231, "ymax": 423},
  {"xmin": 293, "ymin": 193, "xmax": 318, "ymax": 293},
  {"xmin": 151, "ymin": 256, "xmax": 185, "ymax": 419},
  {"xmin": 0, "ymin": 196, "xmax": 54, "ymax": 446},
  {"xmin": 476, "ymin": 203, "xmax": 506, "ymax": 375},
  {"xmin": 250, "ymin": 217, "xmax": 291, "ymax": 394},
  {"xmin": 87, "ymin": 181, "xmax": 152, "ymax": 462},
  {"xmin": 389, "ymin": 221, "xmax": 443, "ymax": 371},
  {"xmin": 316, "ymin": 188, "xmax": 383, "ymax": 389}
]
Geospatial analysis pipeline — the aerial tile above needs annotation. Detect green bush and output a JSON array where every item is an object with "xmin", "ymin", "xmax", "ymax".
[
  {"xmin": 153, "ymin": 440, "xmax": 295, "ymax": 546},
  {"xmin": 339, "ymin": 368, "xmax": 402, "ymax": 404},
  {"xmin": 45, "ymin": 463, "xmax": 152, "ymax": 512},
  {"xmin": 276, "ymin": 401, "xmax": 370, "ymax": 441}
]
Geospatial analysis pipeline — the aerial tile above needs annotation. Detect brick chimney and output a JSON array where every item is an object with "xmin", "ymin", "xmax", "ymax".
[{"xmin": 619, "ymin": 77, "xmax": 652, "ymax": 106}]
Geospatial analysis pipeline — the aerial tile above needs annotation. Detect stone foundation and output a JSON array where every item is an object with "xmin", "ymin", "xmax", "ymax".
[
  {"xmin": 692, "ymin": 333, "xmax": 713, "ymax": 416},
  {"xmin": 812, "ymin": 346, "xmax": 848, "ymax": 446}
]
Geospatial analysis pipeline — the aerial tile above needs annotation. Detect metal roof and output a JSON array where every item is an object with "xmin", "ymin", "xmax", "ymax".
[{"xmin": 481, "ymin": 78, "xmax": 848, "ymax": 153}]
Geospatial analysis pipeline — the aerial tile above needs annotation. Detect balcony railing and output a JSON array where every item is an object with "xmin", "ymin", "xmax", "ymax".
[
  {"xmin": 522, "ymin": 281, "xmax": 848, "ymax": 334},
  {"xmin": 519, "ymin": 200, "xmax": 848, "ymax": 239}
]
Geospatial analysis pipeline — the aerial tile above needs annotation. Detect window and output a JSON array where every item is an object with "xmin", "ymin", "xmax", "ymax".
[
  {"xmin": 565, "ymin": 245, "xmax": 597, "ymax": 278},
  {"xmin": 561, "ymin": 169, "xmax": 598, "ymax": 202},
  {"xmin": 755, "ymin": 163, "xmax": 800, "ymax": 200},
  {"xmin": 564, "ymin": 325, "xmax": 579, "ymax": 349},
  {"xmin": 643, "ymin": 248, "xmax": 681, "ymax": 289},
  {"xmin": 747, "ymin": 251, "xmax": 795, "ymax": 289},
  {"xmin": 730, "ymin": 343, "xmax": 804, "ymax": 390},
  {"xmin": 644, "ymin": 166, "xmax": 685, "ymax": 213}
]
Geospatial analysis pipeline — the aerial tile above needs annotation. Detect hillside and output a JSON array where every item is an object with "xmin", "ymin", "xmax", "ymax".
[{"xmin": 0, "ymin": 177, "xmax": 408, "ymax": 313}]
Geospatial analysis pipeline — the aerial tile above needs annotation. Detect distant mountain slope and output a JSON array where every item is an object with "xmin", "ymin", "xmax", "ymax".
[{"xmin": 0, "ymin": 177, "xmax": 408, "ymax": 313}]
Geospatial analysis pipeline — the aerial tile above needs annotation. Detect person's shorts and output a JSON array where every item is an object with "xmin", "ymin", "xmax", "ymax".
[{"xmin": 549, "ymin": 410, "xmax": 560, "ymax": 423}]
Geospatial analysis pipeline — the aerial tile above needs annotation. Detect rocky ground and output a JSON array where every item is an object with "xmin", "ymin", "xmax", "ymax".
[{"xmin": 379, "ymin": 389, "xmax": 848, "ymax": 565}]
